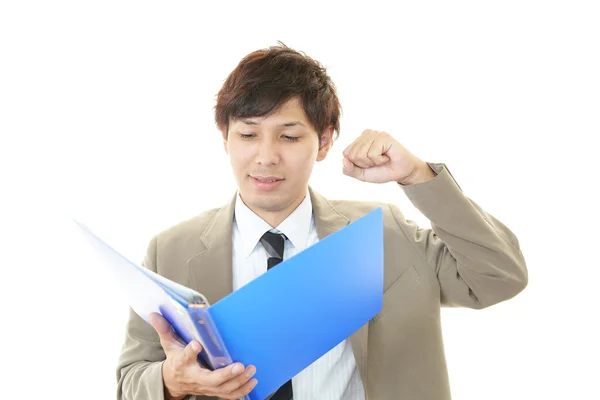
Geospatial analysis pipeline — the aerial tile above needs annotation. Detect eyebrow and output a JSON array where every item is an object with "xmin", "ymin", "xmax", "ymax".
[{"xmin": 239, "ymin": 119, "xmax": 306, "ymax": 127}]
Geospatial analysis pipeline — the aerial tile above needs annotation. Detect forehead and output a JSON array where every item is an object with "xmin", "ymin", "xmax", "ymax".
[{"xmin": 230, "ymin": 97, "xmax": 310, "ymax": 127}]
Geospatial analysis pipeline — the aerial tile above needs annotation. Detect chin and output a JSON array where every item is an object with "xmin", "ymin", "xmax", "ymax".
[{"xmin": 249, "ymin": 196, "xmax": 288, "ymax": 212}]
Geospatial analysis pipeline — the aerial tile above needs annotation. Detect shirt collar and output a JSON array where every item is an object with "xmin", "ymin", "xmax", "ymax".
[{"xmin": 234, "ymin": 190, "xmax": 313, "ymax": 258}]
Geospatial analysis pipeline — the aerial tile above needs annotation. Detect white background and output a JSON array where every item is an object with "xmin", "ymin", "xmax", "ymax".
[{"xmin": 1, "ymin": 1, "xmax": 599, "ymax": 399}]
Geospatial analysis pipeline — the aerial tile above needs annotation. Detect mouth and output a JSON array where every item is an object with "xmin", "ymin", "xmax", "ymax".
[
  {"xmin": 249, "ymin": 175, "xmax": 284, "ymax": 190},
  {"xmin": 251, "ymin": 175, "xmax": 284, "ymax": 183}
]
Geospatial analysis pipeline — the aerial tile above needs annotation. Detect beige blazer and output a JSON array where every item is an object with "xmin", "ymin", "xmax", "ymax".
[{"xmin": 116, "ymin": 163, "xmax": 528, "ymax": 400}]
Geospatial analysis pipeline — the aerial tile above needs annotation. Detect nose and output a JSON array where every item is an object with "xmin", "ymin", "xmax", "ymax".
[{"xmin": 254, "ymin": 137, "xmax": 280, "ymax": 166}]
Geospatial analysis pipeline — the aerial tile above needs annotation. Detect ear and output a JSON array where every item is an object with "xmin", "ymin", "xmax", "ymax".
[{"xmin": 316, "ymin": 126, "xmax": 334, "ymax": 162}]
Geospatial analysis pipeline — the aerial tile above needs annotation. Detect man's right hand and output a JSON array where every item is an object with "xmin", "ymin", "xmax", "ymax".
[{"xmin": 149, "ymin": 313, "xmax": 258, "ymax": 400}]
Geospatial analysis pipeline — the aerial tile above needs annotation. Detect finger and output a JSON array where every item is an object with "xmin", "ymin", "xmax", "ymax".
[
  {"xmin": 180, "ymin": 340, "xmax": 204, "ymax": 366},
  {"xmin": 226, "ymin": 377, "xmax": 259, "ymax": 400},
  {"xmin": 348, "ymin": 134, "xmax": 382, "ymax": 168},
  {"xmin": 341, "ymin": 129, "xmax": 371, "ymax": 161},
  {"xmin": 149, "ymin": 312, "xmax": 184, "ymax": 352},
  {"xmin": 342, "ymin": 157, "xmax": 365, "ymax": 181},
  {"xmin": 342, "ymin": 141, "xmax": 357, "ymax": 161},
  {"xmin": 359, "ymin": 139, "xmax": 383, "ymax": 167},
  {"xmin": 215, "ymin": 365, "xmax": 257, "ymax": 396},
  {"xmin": 346, "ymin": 141, "xmax": 373, "ymax": 169},
  {"xmin": 366, "ymin": 140, "xmax": 391, "ymax": 165},
  {"xmin": 205, "ymin": 362, "xmax": 248, "ymax": 387},
  {"xmin": 149, "ymin": 312, "xmax": 173, "ymax": 339}
]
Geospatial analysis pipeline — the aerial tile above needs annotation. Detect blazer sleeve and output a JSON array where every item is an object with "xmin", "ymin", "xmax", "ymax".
[
  {"xmin": 115, "ymin": 236, "xmax": 217, "ymax": 400},
  {"xmin": 392, "ymin": 162, "xmax": 528, "ymax": 309}
]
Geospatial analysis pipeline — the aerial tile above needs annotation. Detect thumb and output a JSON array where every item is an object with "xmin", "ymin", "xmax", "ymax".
[
  {"xmin": 371, "ymin": 153, "xmax": 390, "ymax": 166},
  {"xmin": 342, "ymin": 157, "xmax": 365, "ymax": 181},
  {"xmin": 149, "ymin": 312, "xmax": 185, "ymax": 353}
]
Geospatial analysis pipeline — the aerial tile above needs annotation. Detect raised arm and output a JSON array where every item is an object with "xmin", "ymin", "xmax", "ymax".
[{"xmin": 395, "ymin": 162, "xmax": 528, "ymax": 308}]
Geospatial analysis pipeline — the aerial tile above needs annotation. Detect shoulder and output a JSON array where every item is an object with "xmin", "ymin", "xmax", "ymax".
[
  {"xmin": 152, "ymin": 207, "xmax": 222, "ymax": 247},
  {"xmin": 139, "ymin": 206, "xmax": 227, "ymax": 275},
  {"xmin": 327, "ymin": 198, "xmax": 402, "ymax": 222},
  {"xmin": 324, "ymin": 198, "xmax": 413, "ymax": 242}
]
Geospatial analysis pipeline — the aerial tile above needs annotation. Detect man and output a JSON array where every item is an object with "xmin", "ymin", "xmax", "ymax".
[{"xmin": 116, "ymin": 43, "xmax": 528, "ymax": 400}]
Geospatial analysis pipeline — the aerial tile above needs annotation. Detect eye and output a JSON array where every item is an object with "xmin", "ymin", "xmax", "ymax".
[
  {"xmin": 283, "ymin": 135, "xmax": 299, "ymax": 142},
  {"xmin": 239, "ymin": 133, "xmax": 255, "ymax": 139}
]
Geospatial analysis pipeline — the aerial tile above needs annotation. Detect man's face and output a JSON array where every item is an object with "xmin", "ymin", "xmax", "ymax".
[{"xmin": 224, "ymin": 96, "xmax": 332, "ymax": 224}]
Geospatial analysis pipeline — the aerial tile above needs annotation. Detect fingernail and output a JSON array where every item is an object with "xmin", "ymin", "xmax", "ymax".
[
  {"xmin": 191, "ymin": 342, "xmax": 200, "ymax": 352},
  {"xmin": 232, "ymin": 364, "xmax": 244, "ymax": 374}
]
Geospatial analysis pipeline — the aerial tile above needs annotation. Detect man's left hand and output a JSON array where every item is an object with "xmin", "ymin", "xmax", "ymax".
[{"xmin": 342, "ymin": 129, "xmax": 436, "ymax": 185}]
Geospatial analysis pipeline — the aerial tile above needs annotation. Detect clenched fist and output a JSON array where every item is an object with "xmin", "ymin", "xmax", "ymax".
[{"xmin": 342, "ymin": 130, "xmax": 436, "ymax": 185}]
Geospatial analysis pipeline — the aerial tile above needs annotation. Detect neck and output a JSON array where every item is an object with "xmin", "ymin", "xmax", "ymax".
[{"xmin": 245, "ymin": 194, "xmax": 306, "ymax": 228}]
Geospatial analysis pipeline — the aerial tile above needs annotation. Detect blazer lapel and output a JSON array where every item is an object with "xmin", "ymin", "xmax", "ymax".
[
  {"xmin": 188, "ymin": 188, "xmax": 370, "ymax": 392},
  {"xmin": 187, "ymin": 194, "xmax": 236, "ymax": 305},
  {"xmin": 309, "ymin": 187, "xmax": 370, "ymax": 391}
]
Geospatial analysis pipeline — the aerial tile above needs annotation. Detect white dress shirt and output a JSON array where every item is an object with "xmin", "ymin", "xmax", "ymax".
[{"xmin": 232, "ymin": 191, "xmax": 366, "ymax": 400}]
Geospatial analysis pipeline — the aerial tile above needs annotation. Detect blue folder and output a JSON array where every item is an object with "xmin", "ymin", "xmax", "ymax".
[{"xmin": 74, "ymin": 207, "xmax": 384, "ymax": 400}]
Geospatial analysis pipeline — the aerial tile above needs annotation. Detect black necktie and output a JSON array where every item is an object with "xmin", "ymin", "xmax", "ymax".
[{"xmin": 259, "ymin": 231, "xmax": 293, "ymax": 400}]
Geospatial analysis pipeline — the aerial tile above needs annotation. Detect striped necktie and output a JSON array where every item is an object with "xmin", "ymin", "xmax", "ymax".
[{"xmin": 260, "ymin": 230, "xmax": 293, "ymax": 400}]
